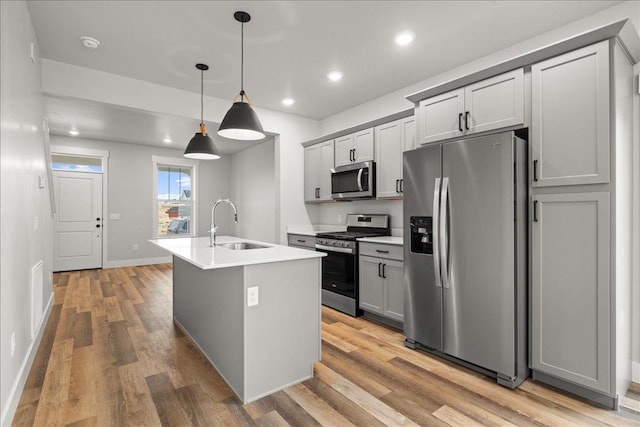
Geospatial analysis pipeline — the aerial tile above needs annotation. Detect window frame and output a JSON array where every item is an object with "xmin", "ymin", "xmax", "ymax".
[{"xmin": 152, "ymin": 155, "xmax": 198, "ymax": 239}]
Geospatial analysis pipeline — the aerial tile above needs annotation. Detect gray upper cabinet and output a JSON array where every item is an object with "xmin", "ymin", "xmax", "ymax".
[
  {"xmin": 335, "ymin": 128, "xmax": 374, "ymax": 167},
  {"xmin": 417, "ymin": 69, "xmax": 524, "ymax": 145},
  {"xmin": 531, "ymin": 192, "xmax": 611, "ymax": 393},
  {"xmin": 304, "ymin": 140, "xmax": 334, "ymax": 202},
  {"xmin": 531, "ymin": 41, "xmax": 610, "ymax": 187},
  {"xmin": 375, "ymin": 116, "xmax": 415, "ymax": 199}
]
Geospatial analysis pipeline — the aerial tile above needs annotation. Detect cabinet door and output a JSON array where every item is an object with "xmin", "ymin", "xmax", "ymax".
[
  {"xmin": 304, "ymin": 145, "xmax": 320, "ymax": 202},
  {"xmin": 401, "ymin": 116, "xmax": 416, "ymax": 153},
  {"xmin": 318, "ymin": 140, "xmax": 335, "ymax": 200},
  {"xmin": 383, "ymin": 260, "xmax": 404, "ymax": 322},
  {"xmin": 418, "ymin": 88, "xmax": 464, "ymax": 145},
  {"xmin": 359, "ymin": 255, "xmax": 384, "ymax": 314},
  {"xmin": 353, "ymin": 128, "xmax": 374, "ymax": 163},
  {"xmin": 531, "ymin": 41, "xmax": 610, "ymax": 187},
  {"xmin": 334, "ymin": 134, "xmax": 354, "ymax": 167},
  {"xmin": 375, "ymin": 120, "xmax": 402, "ymax": 198},
  {"xmin": 531, "ymin": 192, "xmax": 610, "ymax": 393},
  {"xmin": 464, "ymin": 68, "xmax": 524, "ymax": 134}
]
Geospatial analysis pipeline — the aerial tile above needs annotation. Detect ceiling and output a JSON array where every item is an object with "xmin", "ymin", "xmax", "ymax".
[{"xmin": 28, "ymin": 1, "xmax": 622, "ymax": 150}]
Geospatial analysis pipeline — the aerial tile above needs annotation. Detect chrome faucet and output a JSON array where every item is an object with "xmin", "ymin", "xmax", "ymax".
[{"xmin": 210, "ymin": 199, "xmax": 238, "ymax": 247}]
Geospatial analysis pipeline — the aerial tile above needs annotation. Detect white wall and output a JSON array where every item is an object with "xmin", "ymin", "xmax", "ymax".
[
  {"xmin": 50, "ymin": 135, "xmax": 233, "ymax": 266},
  {"xmin": 230, "ymin": 139, "xmax": 277, "ymax": 243},
  {"xmin": 632, "ymin": 61, "xmax": 640, "ymax": 382},
  {"xmin": 41, "ymin": 60, "xmax": 321, "ymax": 245},
  {"xmin": 0, "ymin": 2, "xmax": 53, "ymax": 424}
]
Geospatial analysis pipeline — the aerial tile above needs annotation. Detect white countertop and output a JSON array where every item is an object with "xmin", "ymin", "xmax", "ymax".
[
  {"xmin": 357, "ymin": 236, "xmax": 404, "ymax": 246},
  {"xmin": 149, "ymin": 236, "xmax": 325, "ymax": 270},
  {"xmin": 286, "ymin": 224, "xmax": 346, "ymax": 237}
]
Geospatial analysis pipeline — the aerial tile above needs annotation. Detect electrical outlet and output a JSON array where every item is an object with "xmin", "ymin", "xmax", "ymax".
[
  {"xmin": 247, "ymin": 286, "xmax": 259, "ymax": 307},
  {"xmin": 34, "ymin": 216, "xmax": 39, "ymax": 231},
  {"xmin": 11, "ymin": 333, "xmax": 16, "ymax": 357},
  {"xmin": 337, "ymin": 214, "xmax": 343, "ymax": 224},
  {"xmin": 109, "ymin": 213, "xmax": 120, "ymax": 220},
  {"xmin": 133, "ymin": 244, "xmax": 139, "ymax": 251}
]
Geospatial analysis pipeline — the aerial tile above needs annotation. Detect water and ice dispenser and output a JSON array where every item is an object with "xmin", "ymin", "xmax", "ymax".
[{"xmin": 409, "ymin": 216, "xmax": 433, "ymax": 254}]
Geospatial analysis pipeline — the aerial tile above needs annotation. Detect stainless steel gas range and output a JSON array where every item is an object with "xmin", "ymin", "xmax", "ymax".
[{"xmin": 315, "ymin": 214, "xmax": 390, "ymax": 316}]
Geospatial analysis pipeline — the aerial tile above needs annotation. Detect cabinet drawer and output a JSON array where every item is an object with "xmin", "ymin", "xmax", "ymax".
[
  {"xmin": 287, "ymin": 234, "xmax": 316, "ymax": 249},
  {"xmin": 359, "ymin": 242, "xmax": 403, "ymax": 261}
]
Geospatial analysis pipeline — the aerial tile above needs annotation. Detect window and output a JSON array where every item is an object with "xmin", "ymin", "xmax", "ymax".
[
  {"xmin": 51, "ymin": 154, "xmax": 103, "ymax": 172},
  {"xmin": 152, "ymin": 156, "xmax": 197, "ymax": 238}
]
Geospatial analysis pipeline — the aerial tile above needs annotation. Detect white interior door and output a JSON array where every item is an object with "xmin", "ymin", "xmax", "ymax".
[{"xmin": 53, "ymin": 171, "xmax": 103, "ymax": 271}]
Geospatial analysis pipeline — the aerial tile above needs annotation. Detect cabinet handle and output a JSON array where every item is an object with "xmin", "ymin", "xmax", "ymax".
[
  {"xmin": 316, "ymin": 188, "xmax": 320, "ymax": 199},
  {"xmin": 378, "ymin": 262, "xmax": 382, "ymax": 277},
  {"xmin": 375, "ymin": 249, "xmax": 389, "ymax": 254},
  {"xmin": 400, "ymin": 179, "xmax": 403, "ymax": 193},
  {"xmin": 395, "ymin": 179, "xmax": 400, "ymax": 193},
  {"xmin": 465, "ymin": 111, "xmax": 470, "ymax": 131},
  {"xmin": 458, "ymin": 113, "xmax": 463, "ymax": 132},
  {"xmin": 96, "ymin": 224, "xmax": 101, "ymax": 228},
  {"xmin": 533, "ymin": 160, "xmax": 538, "ymax": 182},
  {"xmin": 352, "ymin": 149, "xmax": 357, "ymax": 162},
  {"xmin": 349, "ymin": 149, "xmax": 352, "ymax": 162},
  {"xmin": 297, "ymin": 239, "xmax": 306, "ymax": 243},
  {"xmin": 533, "ymin": 200, "xmax": 539, "ymax": 222},
  {"xmin": 382, "ymin": 263, "xmax": 386, "ymax": 279}
]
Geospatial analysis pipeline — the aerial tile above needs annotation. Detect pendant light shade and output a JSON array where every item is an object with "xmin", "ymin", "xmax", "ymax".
[
  {"xmin": 184, "ymin": 63, "xmax": 220, "ymax": 160},
  {"xmin": 218, "ymin": 11, "xmax": 265, "ymax": 141}
]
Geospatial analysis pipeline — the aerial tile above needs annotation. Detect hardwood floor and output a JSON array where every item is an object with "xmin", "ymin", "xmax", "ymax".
[{"xmin": 12, "ymin": 265, "xmax": 640, "ymax": 426}]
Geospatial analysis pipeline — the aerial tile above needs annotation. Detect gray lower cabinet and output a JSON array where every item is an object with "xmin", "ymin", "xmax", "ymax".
[
  {"xmin": 359, "ymin": 242, "xmax": 404, "ymax": 323},
  {"xmin": 531, "ymin": 192, "xmax": 611, "ymax": 394},
  {"xmin": 287, "ymin": 234, "xmax": 316, "ymax": 250}
]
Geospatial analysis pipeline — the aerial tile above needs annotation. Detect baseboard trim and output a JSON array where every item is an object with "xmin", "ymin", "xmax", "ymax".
[
  {"xmin": 633, "ymin": 361, "xmax": 640, "ymax": 383},
  {"xmin": 1, "ymin": 293, "xmax": 54, "ymax": 427},
  {"xmin": 103, "ymin": 256, "xmax": 171, "ymax": 269}
]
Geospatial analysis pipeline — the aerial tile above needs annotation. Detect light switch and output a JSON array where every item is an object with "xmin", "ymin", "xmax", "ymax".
[{"xmin": 247, "ymin": 286, "xmax": 259, "ymax": 307}]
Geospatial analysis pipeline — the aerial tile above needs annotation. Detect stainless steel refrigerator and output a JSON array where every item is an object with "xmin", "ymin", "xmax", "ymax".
[{"xmin": 403, "ymin": 131, "xmax": 529, "ymax": 388}]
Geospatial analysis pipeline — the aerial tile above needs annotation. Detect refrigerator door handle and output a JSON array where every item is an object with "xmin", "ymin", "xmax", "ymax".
[
  {"xmin": 440, "ymin": 177, "xmax": 450, "ymax": 288},
  {"xmin": 433, "ymin": 178, "xmax": 442, "ymax": 288}
]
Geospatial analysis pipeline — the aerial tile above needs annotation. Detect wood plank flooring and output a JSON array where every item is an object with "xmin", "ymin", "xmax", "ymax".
[{"xmin": 12, "ymin": 265, "xmax": 640, "ymax": 426}]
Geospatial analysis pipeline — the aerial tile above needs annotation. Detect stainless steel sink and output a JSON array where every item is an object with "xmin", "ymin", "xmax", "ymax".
[{"xmin": 216, "ymin": 242, "xmax": 270, "ymax": 250}]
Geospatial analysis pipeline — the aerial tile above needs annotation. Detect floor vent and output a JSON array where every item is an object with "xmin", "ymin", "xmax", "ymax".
[{"xmin": 31, "ymin": 260, "xmax": 44, "ymax": 340}]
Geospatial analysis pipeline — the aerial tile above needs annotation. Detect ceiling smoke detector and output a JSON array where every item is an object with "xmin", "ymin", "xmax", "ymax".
[{"xmin": 80, "ymin": 36, "xmax": 100, "ymax": 49}]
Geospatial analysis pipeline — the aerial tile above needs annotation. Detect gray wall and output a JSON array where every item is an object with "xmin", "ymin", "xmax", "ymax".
[
  {"xmin": 50, "ymin": 135, "xmax": 233, "ymax": 265},
  {"xmin": 312, "ymin": 199, "xmax": 403, "ymax": 236},
  {"xmin": 230, "ymin": 139, "xmax": 277, "ymax": 243},
  {"xmin": 0, "ymin": 1, "xmax": 53, "ymax": 423}
]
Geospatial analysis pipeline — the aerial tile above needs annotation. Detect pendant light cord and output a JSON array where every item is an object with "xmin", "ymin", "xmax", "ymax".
[
  {"xmin": 240, "ymin": 20, "xmax": 245, "ymax": 102},
  {"xmin": 200, "ymin": 68, "xmax": 204, "ymax": 125}
]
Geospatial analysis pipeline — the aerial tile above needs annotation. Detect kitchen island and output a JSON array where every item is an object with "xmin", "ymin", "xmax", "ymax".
[{"xmin": 149, "ymin": 236, "xmax": 325, "ymax": 403}]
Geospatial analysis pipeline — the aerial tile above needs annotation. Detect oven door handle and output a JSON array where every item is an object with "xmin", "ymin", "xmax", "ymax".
[{"xmin": 315, "ymin": 244, "xmax": 355, "ymax": 255}]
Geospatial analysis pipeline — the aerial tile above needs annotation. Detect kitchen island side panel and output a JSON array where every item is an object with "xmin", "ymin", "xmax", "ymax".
[
  {"xmin": 172, "ymin": 256, "xmax": 245, "ymax": 398},
  {"xmin": 243, "ymin": 258, "xmax": 322, "ymax": 402}
]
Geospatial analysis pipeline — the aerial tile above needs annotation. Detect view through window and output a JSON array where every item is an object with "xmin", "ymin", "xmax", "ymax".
[{"xmin": 156, "ymin": 165, "xmax": 194, "ymax": 237}]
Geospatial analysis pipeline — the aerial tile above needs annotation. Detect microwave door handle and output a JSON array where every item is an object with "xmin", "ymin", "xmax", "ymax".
[
  {"xmin": 440, "ymin": 177, "xmax": 450, "ymax": 288},
  {"xmin": 357, "ymin": 168, "xmax": 364, "ymax": 191},
  {"xmin": 432, "ymin": 178, "xmax": 442, "ymax": 288}
]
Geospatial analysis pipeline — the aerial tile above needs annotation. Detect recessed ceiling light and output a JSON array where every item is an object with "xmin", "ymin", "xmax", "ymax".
[
  {"xmin": 282, "ymin": 98, "xmax": 295, "ymax": 106},
  {"xmin": 69, "ymin": 129, "xmax": 79, "ymax": 136},
  {"xmin": 163, "ymin": 137, "xmax": 172, "ymax": 143},
  {"xmin": 394, "ymin": 31, "xmax": 415, "ymax": 46},
  {"xmin": 80, "ymin": 36, "xmax": 100, "ymax": 49},
  {"xmin": 327, "ymin": 71, "xmax": 343, "ymax": 82}
]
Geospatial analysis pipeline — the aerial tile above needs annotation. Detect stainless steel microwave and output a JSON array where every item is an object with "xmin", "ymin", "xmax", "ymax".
[{"xmin": 331, "ymin": 161, "xmax": 375, "ymax": 200}]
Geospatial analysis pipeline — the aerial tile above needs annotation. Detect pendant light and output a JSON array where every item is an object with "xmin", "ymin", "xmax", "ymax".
[
  {"xmin": 218, "ymin": 11, "xmax": 265, "ymax": 141},
  {"xmin": 184, "ymin": 63, "xmax": 221, "ymax": 159}
]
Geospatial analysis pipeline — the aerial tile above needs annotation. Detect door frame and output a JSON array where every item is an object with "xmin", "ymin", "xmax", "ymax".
[{"xmin": 51, "ymin": 145, "xmax": 110, "ymax": 269}]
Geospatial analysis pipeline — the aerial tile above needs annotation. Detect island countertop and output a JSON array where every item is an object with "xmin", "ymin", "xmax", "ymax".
[{"xmin": 149, "ymin": 236, "xmax": 325, "ymax": 270}]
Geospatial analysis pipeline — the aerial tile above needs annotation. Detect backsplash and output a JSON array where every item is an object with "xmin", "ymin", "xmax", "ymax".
[{"xmin": 311, "ymin": 199, "xmax": 403, "ymax": 236}]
